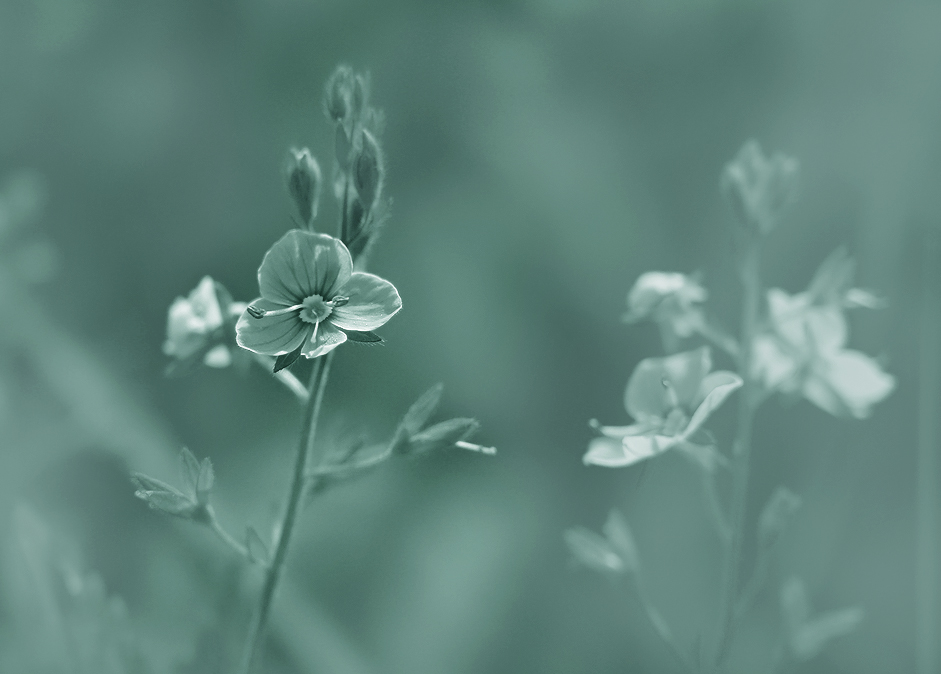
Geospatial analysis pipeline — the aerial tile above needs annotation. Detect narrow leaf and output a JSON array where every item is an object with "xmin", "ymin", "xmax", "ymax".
[
  {"xmin": 407, "ymin": 418, "xmax": 479, "ymax": 455},
  {"xmin": 273, "ymin": 343, "xmax": 303, "ymax": 373},
  {"xmin": 792, "ymin": 607, "xmax": 864, "ymax": 661},
  {"xmin": 246, "ymin": 527, "xmax": 270, "ymax": 566},
  {"xmin": 343, "ymin": 329, "xmax": 384, "ymax": 344},
  {"xmin": 401, "ymin": 383, "xmax": 444, "ymax": 436},
  {"xmin": 564, "ymin": 527, "xmax": 624, "ymax": 574},
  {"xmin": 758, "ymin": 487, "xmax": 802, "ymax": 549},
  {"xmin": 179, "ymin": 447, "xmax": 201, "ymax": 497},
  {"xmin": 196, "ymin": 457, "xmax": 215, "ymax": 504}
]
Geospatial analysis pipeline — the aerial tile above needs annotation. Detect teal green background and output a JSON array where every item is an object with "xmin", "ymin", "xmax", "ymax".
[{"xmin": 0, "ymin": 1, "xmax": 937, "ymax": 672}]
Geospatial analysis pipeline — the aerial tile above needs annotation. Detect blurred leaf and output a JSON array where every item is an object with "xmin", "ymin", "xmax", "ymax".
[
  {"xmin": 602, "ymin": 509, "xmax": 640, "ymax": 572},
  {"xmin": 401, "ymin": 383, "xmax": 445, "ymax": 436},
  {"xmin": 179, "ymin": 447, "xmax": 201, "ymax": 497},
  {"xmin": 758, "ymin": 487, "xmax": 802, "ymax": 550},
  {"xmin": 407, "ymin": 418, "xmax": 480, "ymax": 456},
  {"xmin": 564, "ymin": 527, "xmax": 623, "ymax": 574},
  {"xmin": 196, "ymin": 457, "xmax": 214, "ymax": 505}
]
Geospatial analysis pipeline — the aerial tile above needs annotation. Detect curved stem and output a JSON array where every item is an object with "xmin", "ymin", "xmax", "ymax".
[
  {"xmin": 713, "ymin": 241, "xmax": 762, "ymax": 668},
  {"xmin": 239, "ymin": 352, "xmax": 335, "ymax": 674},
  {"xmin": 207, "ymin": 506, "xmax": 248, "ymax": 558},
  {"xmin": 630, "ymin": 573, "xmax": 695, "ymax": 672}
]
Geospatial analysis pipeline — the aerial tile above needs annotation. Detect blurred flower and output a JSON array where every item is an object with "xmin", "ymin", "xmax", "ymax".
[
  {"xmin": 236, "ymin": 230, "xmax": 401, "ymax": 359},
  {"xmin": 584, "ymin": 347, "xmax": 742, "ymax": 468},
  {"xmin": 164, "ymin": 276, "xmax": 244, "ymax": 369},
  {"xmin": 780, "ymin": 577, "xmax": 864, "ymax": 662},
  {"xmin": 565, "ymin": 509, "xmax": 639, "ymax": 576},
  {"xmin": 624, "ymin": 271, "xmax": 707, "ymax": 340},
  {"xmin": 751, "ymin": 285, "xmax": 895, "ymax": 419},
  {"xmin": 721, "ymin": 140, "xmax": 799, "ymax": 233}
]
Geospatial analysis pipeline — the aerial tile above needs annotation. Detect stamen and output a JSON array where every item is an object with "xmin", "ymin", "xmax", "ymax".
[
  {"xmin": 311, "ymin": 319, "xmax": 320, "ymax": 345},
  {"xmin": 247, "ymin": 303, "xmax": 304, "ymax": 319}
]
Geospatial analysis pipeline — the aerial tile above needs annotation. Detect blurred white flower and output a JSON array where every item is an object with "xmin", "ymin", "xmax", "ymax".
[
  {"xmin": 752, "ymin": 286, "xmax": 894, "ymax": 418},
  {"xmin": 164, "ymin": 276, "xmax": 242, "ymax": 369},
  {"xmin": 624, "ymin": 271, "xmax": 707, "ymax": 340},
  {"xmin": 585, "ymin": 347, "xmax": 742, "ymax": 468}
]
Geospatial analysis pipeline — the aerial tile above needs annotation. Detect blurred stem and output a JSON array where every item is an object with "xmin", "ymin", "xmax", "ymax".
[
  {"xmin": 917, "ymin": 226, "xmax": 940, "ymax": 674},
  {"xmin": 701, "ymin": 468, "xmax": 731, "ymax": 543},
  {"xmin": 695, "ymin": 321, "xmax": 740, "ymax": 359},
  {"xmin": 714, "ymin": 239, "xmax": 762, "ymax": 668},
  {"xmin": 629, "ymin": 572, "xmax": 695, "ymax": 672},
  {"xmin": 239, "ymin": 352, "xmax": 334, "ymax": 674},
  {"xmin": 206, "ymin": 505, "xmax": 248, "ymax": 558}
]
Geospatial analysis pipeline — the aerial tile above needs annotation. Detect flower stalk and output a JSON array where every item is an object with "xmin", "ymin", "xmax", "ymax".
[
  {"xmin": 714, "ymin": 238, "xmax": 762, "ymax": 667},
  {"xmin": 239, "ymin": 352, "xmax": 334, "ymax": 674},
  {"xmin": 916, "ymin": 226, "xmax": 940, "ymax": 674}
]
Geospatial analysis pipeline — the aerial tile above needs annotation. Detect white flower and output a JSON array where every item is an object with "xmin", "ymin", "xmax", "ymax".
[
  {"xmin": 624, "ymin": 272, "xmax": 707, "ymax": 339},
  {"xmin": 164, "ymin": 277, "xmax": 243, "ymax": 369}
]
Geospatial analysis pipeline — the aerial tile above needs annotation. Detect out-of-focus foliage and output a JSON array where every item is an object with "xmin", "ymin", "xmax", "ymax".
[{"xmin": 0, "ymin": 1, "xmax": 936, "ymax": 672}]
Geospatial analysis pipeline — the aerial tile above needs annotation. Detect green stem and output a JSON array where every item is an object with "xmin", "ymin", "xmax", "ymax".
[
  {"xmin": 917, "ymin": 226, "xmax": 940, "ymax": 674},
  {"xmin": 714, "ymin": 241, "xmax": 762, "ymax": 668},
  {"xmin": 207, "ymin": 505, "xmax": 249, "ymax": 558},
  {"xmin": 629, "ymin": 573, "xmax": 695, "ymax": 672},
  {"xmin": 239, "ymin": 353, "xmax": 335, "ymax": 674}
]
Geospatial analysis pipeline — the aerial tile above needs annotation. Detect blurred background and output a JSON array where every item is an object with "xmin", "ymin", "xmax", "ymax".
[{"xmin": 0, "ymin": 0, "xmax": 938, "ymax": 672}]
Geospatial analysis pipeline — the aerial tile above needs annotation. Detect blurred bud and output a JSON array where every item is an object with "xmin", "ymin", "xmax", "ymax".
[
  {"xmin": 323, "ymin": 65, "xmax": 356, "ymax": 124},
  {"xmin": 721, "ymin": 140, "xmax": 799, "ymax": 234},
  {"xmin": 353, "ymin": 128, "xmax": 384, "ymax": 212},
  {"xmin": 624, "ymin": 271, "xmax": 707, "ymax": 338},
  {"xmin": 405, "ymin": 418, "xmax": 480, "ymax": 456},
  {"xmin": 757, "ymin": 486, "xmax": 801, "ymax": 550},
  {"xmin": 164, "ymin": 277, "xmax": 225, "ymax": 361},
  {"xmin": 564, "ymin": 527, "xmax": 625, "ymax": 575},
  {"xmin": 351, "ymin": 73, "xmax": 370, "ymax": 119},
  {"xmin": 285, "ymin": 148, "xmax": 322, "ymax": 227},
  {"xmin": 602, "ymin": 509, "xmax": 640, "ymax": 573},
  {"xmin": 131, "ymin": 473, "xmax": 203, "ymax": 521},
  {"xmin": 780, "ymin": 576, "xmax": 864, "ymax": 662}
]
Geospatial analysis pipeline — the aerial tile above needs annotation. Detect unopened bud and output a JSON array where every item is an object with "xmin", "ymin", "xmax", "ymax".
[
  {"xmin": 285, "ymin": 148, "xmax": 321, "ymax": 227},
  {"xmin": 721, "ymin": 140, "xmax": 799, "ymax": 234},
  {"xmin": 353, "ymin": 129, "xmax": 384, "ymax": 212},
  {"xmin": 323, "ymin": 65, "xmax": 355, "ymax": 124}
]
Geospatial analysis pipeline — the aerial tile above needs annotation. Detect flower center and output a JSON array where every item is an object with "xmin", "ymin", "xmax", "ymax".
[{"xmin": 299, "ymin": 294, "xmax": 333, "ymax": 324}]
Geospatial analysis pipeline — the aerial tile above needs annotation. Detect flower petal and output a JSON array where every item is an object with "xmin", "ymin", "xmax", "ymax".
[
  {"xmin": 804, "ymin": 349, "xmax": 895, "ymax": 419},
  {"xmin": 583, "ymin": 433, "xmax": 676, "ymax": 468},
  {"xmin": 258, "ymin": 230, "xmax": 353, "ymax": 305},
  {"xmin": 301, "ymin": 321, "xmax": 348, "ymax": 359},
  {"xmin": 235, "ymin": 298, "xmax": 309, "ymax": 356},
  {"xmin": 624, "ymin": 347, "xmax": 710, "ymax": 420},
  {"xmin": 685, "ymin": 370, "xmax": 743, "ymax": 436},
  {"xmin": 331, "ymin": 272, "xmax": 402, "ymax": 331}
]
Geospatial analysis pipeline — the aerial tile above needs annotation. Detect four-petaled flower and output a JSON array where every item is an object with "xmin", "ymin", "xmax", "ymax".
[
  {"xmin": 164, "ymin": 276, "xmax": 245, "ymax": 368},
  {"xmin": 751, "ymin": 287, "xmax": 894, "ymax": 419},
  {"xmin": 624, "ymin": 271, "xmax": 707, "ymax": 340},
  {"xmin": 584, "ymin": 347, "xmax": 742, "ymax": 468},
  {"xmin": 236, "ymin": 230, "xmax": 401, "ymax": 359}
]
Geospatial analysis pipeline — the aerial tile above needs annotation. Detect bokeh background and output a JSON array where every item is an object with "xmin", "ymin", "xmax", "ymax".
[{"xmin": 1, "ymin": 1, "xmax": 939, "ymax": 672}]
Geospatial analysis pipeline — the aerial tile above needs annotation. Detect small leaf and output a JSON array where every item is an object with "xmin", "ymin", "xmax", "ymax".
[
  {"xmin": 758, "ymin": 487, "xmax": 802, "ymax": 550},
  {"xmin": 407, "ymin": 418, "xmax": 480, "ymax": 455},
  {"xmin": 273, "ymin": 343, "xmax": 303, "ymax": 373},
  {"xmin": 791, "ymin": 607, "xmax": 864, "ymax": 661},
  {"xmin": 602, "ymin": 509, "xmax": 640, "ymax": 572},
  {"xmin": 342, "ymin": 329, "xmax": 384, "ymax": 344},
  {"xmin": 179, "ymin": 447, "xmax": 201, "ymax": 497},
  {"xmin": 196, "ymin": 458, "xmax": 215, "ymax": 505},
  {"xmin": 401, "ymin": 383, "xmax": 444, "ymax": 436},
  {"xmin": 246, "ymin": 527, "xmax": 270, "ymax": 566},
  {"xmin": 132, "ymin": 472, "xmax": 199, "ymax": 519},
  {"xmin": 564, "ymin": 527, "xmax": 624, "ymax": 574}
]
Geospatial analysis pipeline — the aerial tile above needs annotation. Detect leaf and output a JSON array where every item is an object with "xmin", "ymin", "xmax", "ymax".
[
  {"xmin": 602, "ymin": 509, "xmax": 640, "ymax": 572},
  {"xmin": 758, "ymin": 487, "xmax": 802, "ymax": 550},
  {"xmin": 196, "ymin": 457, "xmax": 215, "ymax": 505},
  {"xmin": 179, "ymin": 447, "xmax": 201, "ymax": 497},
  {"xmin": 131, "ymin": 472, "xmax": 199, "ymax": 519},
  {"xmin": 791, "ymin": 607, "xmax": 864, "ymax": 661},
  {"xmin": 246, "ymin": 527, "xmax": 270, "ymax": 566},
  {"xmin": 342, "ymin": 329, "xmax": 384, "ymax": 344},
  {"xmin": 273, "ymin": 343, "xmax": 303, "ymax": 373},
  {"xmin": 401, "ymin": 383, "xmax": 444, "ymax": 436},
  {"xmin": 564, "ymin": 527, "xmax": 624, "ymax": 574},
  {"xmin": 407, "ymin": 418, "xmax": 479, "ymax": 455}
]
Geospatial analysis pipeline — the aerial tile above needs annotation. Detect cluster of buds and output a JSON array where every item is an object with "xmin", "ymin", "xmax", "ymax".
[{"xmin": 323, "ymin": 65, "xmax": 388, "ymax": 261}]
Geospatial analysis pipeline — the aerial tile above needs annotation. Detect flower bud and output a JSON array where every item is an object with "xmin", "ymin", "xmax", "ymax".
[
  {"xmin": 323, "ymin": 65, "xmax": 356, "ymax": 124},
  {"xmin": 721, "ymin": 140, "xmax": 799, "ymax": 234},
  {"xmin": 352, "ymin": 128, "xmax": 384, "ymax": 212},
  {"xmin": 285, "ymin": 147, "xmax": 322, "ymax": 227}
]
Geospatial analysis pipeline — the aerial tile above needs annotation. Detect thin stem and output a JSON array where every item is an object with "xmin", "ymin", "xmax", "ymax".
[
  {"xmin": 206, "ymin": 505, "xmax": 249, "ymax": 558},
  {"xmin": 701, "ymin": 468, "xmax": 732, "ymax": 543},
  {"xmin": 239, "ymin": 352, "xmax": 335, "ymax": 674},
  {"xmin": 713, "ymin": 240, "xmax": 762, "ymax": 668},
  {"xmin": 917, "ymin": 226, "xmax": 940, "ymax": 674},
  {"xmin": 630, "ymin": 572, "xmax": 695, "ymax": 672},
  {"xmin": 252, "ymin": 353, "xmax": 309, "ymax": 403}
]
